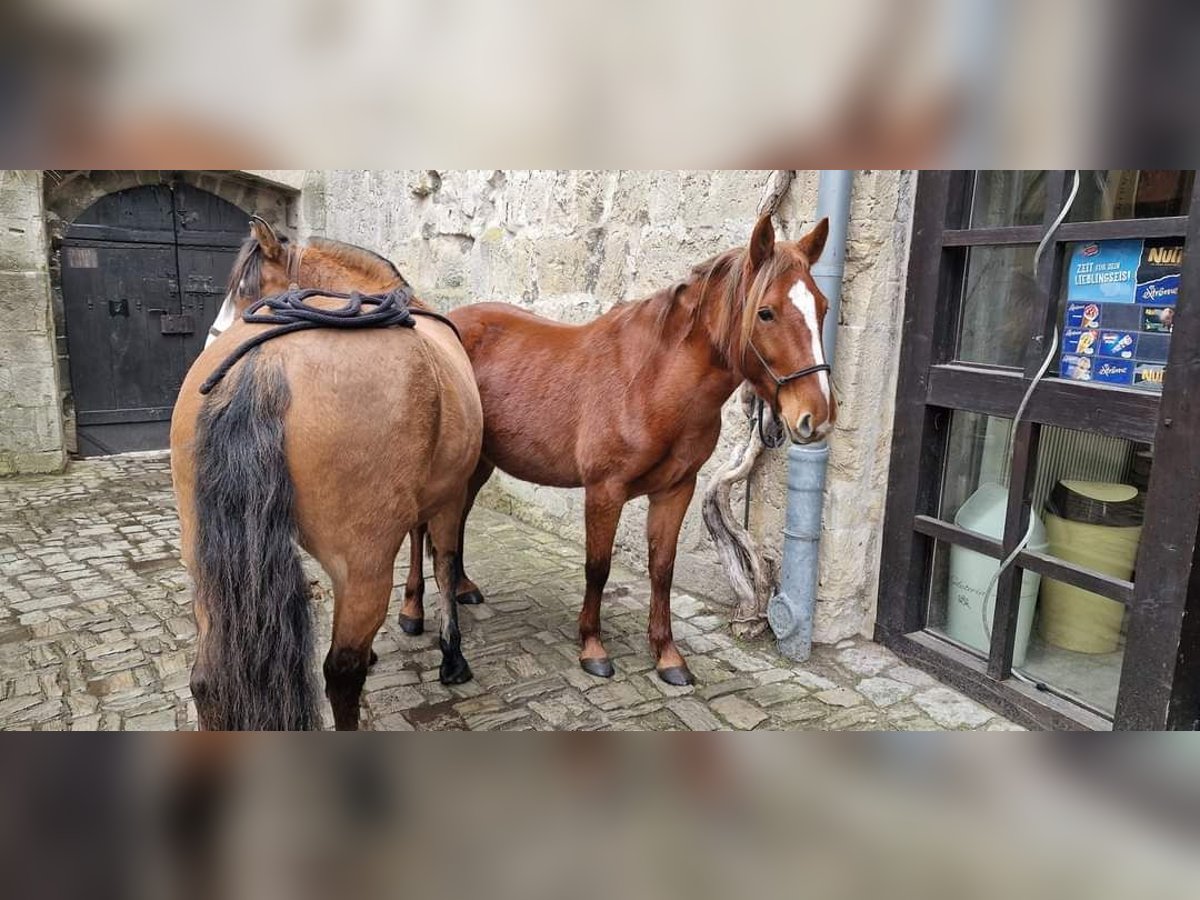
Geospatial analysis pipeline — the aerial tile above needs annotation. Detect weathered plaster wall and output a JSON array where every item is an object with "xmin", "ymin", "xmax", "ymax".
[
  {"xmin": 318, "ymin": 170, "xmax": 913, "ymax": 640},
  {"xmin": 0, "ymin": 171, "xmax": 66, "ymax": 475}
]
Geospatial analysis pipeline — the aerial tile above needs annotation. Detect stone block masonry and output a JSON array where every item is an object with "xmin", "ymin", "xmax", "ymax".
[
  {"xmin": 0, "ymin": 455, "xmax": 1015, "ymax": 731},
  {"xmin": 0, "ymin": 171, "xmax": 65, "ymax": 475}
]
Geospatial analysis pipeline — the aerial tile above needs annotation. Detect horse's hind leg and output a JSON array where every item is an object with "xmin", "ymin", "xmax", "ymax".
[
  {"xmin": 398, "ymin": 525, "xmax": 427, "ymax": 635},
  {"xmin": 453, "ymin": 459, "xmax": 494, "ymax": 605},
  {"xmin": 427, "ymin": 505, "xmax": 474, "ymax": 685},
  {"xmin": 325, "ymin": 567, "xmax": 393, "ymax": 730}
]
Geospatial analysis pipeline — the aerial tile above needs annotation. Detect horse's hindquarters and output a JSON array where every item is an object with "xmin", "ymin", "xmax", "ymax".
[
  {"xmin": 175, "ymin": 321, "xmax": 482, "ymax": 569},
  {"xmin": 271, "ymin": 328, "xmax": 481, "ymax": 565}
]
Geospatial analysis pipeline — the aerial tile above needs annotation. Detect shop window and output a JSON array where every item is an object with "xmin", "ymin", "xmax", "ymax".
[
  {"xmin": 956, "ymin": 248, "xmax": 1036, "ymax": 368},
  {"xmin": 1067, "ymin": 171, "xmax": 1194, "ymax": 223},
  {"xmin": 967, "ymin": 171, "xmax": 1046, "ymax": 229},
  {"xmin": 878, "ymin": 170, "xmax": 1200, "ymax": 731},
  {"xmin": 927, "ymin": 414, "xmax": 1147, "ymax": 717}
]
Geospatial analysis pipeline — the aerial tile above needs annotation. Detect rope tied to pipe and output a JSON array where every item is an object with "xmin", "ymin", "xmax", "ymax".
[{"xmin": 198, "ymin": 286, "xmax": 460, "ymax": 395}]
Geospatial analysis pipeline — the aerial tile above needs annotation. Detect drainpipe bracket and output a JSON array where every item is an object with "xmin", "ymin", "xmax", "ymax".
[{"xmin": 768, "ymin": 591, "xmax": 813, "ymax": 662}]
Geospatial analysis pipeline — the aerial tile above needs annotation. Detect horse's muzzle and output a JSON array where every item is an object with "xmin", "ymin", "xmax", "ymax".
[{"xmin": 785, "ymin": 413, "xmax": 830, "ymax": 445}]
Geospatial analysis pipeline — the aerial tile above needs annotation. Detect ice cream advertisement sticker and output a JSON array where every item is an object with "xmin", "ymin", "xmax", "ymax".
[
  {"xmin": 1142, "ymin": 306, "xmax": 1175, "ymax": 333},
  {"xmin": 1134, "ymin": 364, "xmax": 1166, "ymax": 390},
  {"xmin": 1099, "ymin": 330, "xmax": 1138, "ymax": 359},
  {"xmin": 1068, "ymin": 239, "xmax": 1142, "ymax": 304},
  {"xmin": 1062, "ymin": 328, "xmax": 1098, "ymax": 356},
  {"xmin": 1065, "ymin": 302, "xmax": 1102, "ymax": 329},
  {"xmin": 1060, "ymin": 356, "xmax": 1135, "ymax": 385},
  {"xmin": 1136, "ymin": 273, "xmax": 1180, "ymax": 305},
  {"xmin": 1090, "ymin": 358, "xmax": 1135, "ymax": 385}
]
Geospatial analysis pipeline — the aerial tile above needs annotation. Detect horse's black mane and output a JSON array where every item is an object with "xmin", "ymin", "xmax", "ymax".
[{"xmin": 226, "ymin": 234, "xmax": 272, "ymax": 298}]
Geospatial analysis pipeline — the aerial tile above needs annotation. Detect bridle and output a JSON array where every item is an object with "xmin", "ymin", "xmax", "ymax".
[{"xmin": 746, "ymin": 340, "xmax": 831, "ymax": 448}]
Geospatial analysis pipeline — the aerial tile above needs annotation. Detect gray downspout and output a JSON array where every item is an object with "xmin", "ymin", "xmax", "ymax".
[{"xmin": 767, "ymin": 170, "xmax": 853, "ymax": 661}]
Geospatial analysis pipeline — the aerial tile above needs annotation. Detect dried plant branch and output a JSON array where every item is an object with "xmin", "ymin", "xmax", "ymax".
[{"xmin": 702, "ymin": 386, "xmax": 779, "ymax": 638}]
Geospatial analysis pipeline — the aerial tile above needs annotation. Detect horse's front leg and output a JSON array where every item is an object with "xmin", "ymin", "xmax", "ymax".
[
  {"xmin": 398, "ymin": 525, "xmax": 427, "ymax": 635},
  {"xmin": 578, "ymin": 482, "xmax": 625, "ymax": 678},
  {"xmin": 646, "ymin": 477, "xmax": 697, "ymax": 686}
]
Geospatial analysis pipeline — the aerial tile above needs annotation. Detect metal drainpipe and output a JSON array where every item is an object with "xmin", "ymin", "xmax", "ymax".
[{"xmin": 767, "ymin": 170, "xmax": 853, "ymax": 661}]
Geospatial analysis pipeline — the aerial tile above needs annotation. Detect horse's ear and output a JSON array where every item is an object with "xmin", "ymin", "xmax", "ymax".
[
  {"xmin": 250, "ymin": 216, "xmax": 283, "ymax": 261},
  {"xmin": 796, "ymin": 217, "xmax": 830, "ymax": 266},
  {"xmin": 748, "ymin": 214, "xmax": 775, "ymax": 271}
]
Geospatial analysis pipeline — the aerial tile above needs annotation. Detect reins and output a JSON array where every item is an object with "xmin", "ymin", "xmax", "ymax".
[
  {"xmin": 746, "ymin": 340, "xmax": 830, "ymax": 448},
  {"xmin": 199, "ymin": 286, "xmax": 460, "ymax": 395}
]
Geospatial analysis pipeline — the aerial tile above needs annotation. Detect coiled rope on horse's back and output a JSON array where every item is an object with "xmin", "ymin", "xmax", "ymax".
[{"xmin": 199, "ymin": 286, "xmax": 460, "ymax": 395}]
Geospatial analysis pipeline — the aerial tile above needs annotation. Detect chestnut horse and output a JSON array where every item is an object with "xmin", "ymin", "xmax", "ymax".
[
  {"xmin": 172, "ymin": 219, "xmax": 482, "ymax": 730},
  {"xmin": 405, "ymin": 215, "xmax": 836, "ymax": 685}
]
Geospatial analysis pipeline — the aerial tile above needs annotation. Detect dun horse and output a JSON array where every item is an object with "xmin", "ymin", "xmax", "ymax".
[
  {"xmin": 171, "ymin": 219, "xmax": 482, "ymax": 730},
  {"xmin": 406, "ymin": 215, "xmax": 837, "ymax": 685}
]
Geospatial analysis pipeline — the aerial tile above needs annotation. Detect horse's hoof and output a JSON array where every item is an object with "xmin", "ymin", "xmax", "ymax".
[
  {"xmin": 456, "ymin": 588, "xmax": 485, "ymax": 605},
  {"xmin": 368, "ymin": 650, "xmax": 379, "ymax": 668},
  {"xmin": 398, "ymin": 614, "xmax": 425, "ymax": 636},
  {"xmin": 580, "ymin": 657, "xmax": 615, "ymax": 679},
  {"xmin": 657, "ymin": 665, "xmax": 695, "ymax": 687},
  {"xmin": 439, "ymin": 658, "xmax": 473, "ymax": 686}
]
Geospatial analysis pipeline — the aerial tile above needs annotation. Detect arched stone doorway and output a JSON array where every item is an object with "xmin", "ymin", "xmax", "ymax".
[{"xmin": 59, "ymin": 182, "xmax": 247, "ymax": 455}]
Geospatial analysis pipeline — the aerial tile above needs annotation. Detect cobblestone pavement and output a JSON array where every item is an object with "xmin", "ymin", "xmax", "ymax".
[{"xmin": 0, "ymin": 455, "xmax": 1018, "ymax": 731}]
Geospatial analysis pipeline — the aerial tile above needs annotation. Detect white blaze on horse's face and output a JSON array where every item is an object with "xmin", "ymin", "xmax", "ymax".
[
  {"xmin": 787, "ymin": 278, "xmax": 831, "ymax": 413},
  {"xmin": 206, "ymin": 289, "xmax": 239, "ymax": 348}
]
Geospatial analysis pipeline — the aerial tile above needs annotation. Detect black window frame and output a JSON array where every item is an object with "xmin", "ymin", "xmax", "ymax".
[{"xmin": 876, "ymin": 170, "xmax": 1200, "ymax": 731}]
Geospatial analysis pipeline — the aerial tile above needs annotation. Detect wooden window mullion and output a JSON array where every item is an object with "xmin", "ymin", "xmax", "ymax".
[
  {"xmin": 876, "ymin": 171, "xmax": 955, "ymax": 639},
  {"xmin": 988, "ymin": 418, "xmax": 1041, "ymax": 679},
  {"xmin": 931, "ymin": 172, "xmax": 974, "ymax": 366}
]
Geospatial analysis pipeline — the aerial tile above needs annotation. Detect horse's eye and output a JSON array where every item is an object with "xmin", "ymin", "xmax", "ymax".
[{"xmin": 757, "ymin": 308, "xmax": 775, "ymax": 322}]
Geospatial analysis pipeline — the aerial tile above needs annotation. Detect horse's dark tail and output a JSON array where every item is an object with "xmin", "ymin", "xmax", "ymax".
[{"xmin": 192, "ymin": 351, "xmax": 319, "ymax": 730}]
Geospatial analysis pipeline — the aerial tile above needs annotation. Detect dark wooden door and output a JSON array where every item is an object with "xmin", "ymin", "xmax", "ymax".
[{"xmin": 61, "ymin": 183, "xmax": 247, "ymax": 456}]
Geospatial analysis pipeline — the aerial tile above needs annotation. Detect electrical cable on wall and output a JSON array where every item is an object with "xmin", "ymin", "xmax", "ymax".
[{"xmin": 981, "ymin": 170, "xmax": 1082, "ymax": 643}]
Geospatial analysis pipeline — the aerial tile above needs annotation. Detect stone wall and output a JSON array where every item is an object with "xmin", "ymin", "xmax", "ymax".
[
  {"xmin": 319, "ymin": 169, "xmax": 913, "ymax": 641},
  {"xmin": 0, "ymin": 171, "xmax": 65, "ymax": 475}
]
